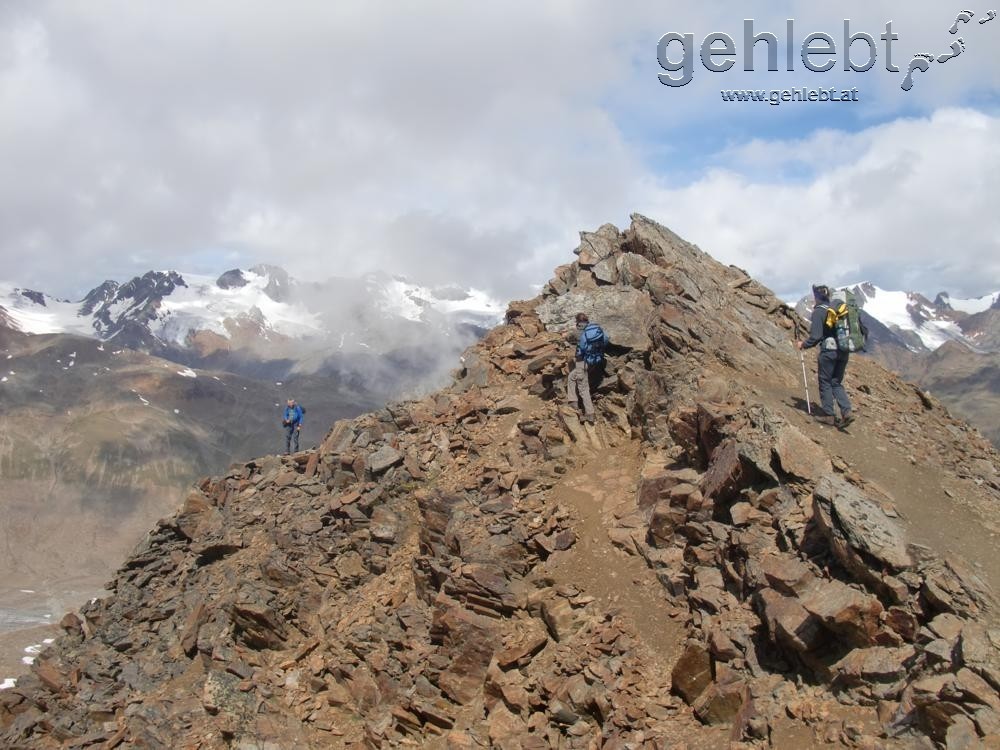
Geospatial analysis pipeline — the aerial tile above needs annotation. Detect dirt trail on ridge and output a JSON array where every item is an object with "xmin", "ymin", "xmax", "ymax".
[
  {"xmin": 546, "ymin": 446, "xmax": 686, "ymax": 670},
  {"xmin": 752, "ymin": 374, "xmax": 1000, "ymax": 613}
]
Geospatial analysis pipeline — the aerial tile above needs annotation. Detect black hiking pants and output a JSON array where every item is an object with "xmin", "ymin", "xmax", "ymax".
[{"xmin": 818, "ymin": 349, "xmax": 852, "ymax": 418}]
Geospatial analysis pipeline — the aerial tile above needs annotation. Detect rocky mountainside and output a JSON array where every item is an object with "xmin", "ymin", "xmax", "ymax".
[
  {"xmin": 896, "ymin": 342, "xmax": 1000, "ymax": 448},
  {"xmin": 2, "ymin": 215, "xmax": 999, "ymax": 748},
  {"xmin": 0, "ymin": 323, "xmax": 378, "ymax": 657},
  {"xmin": 0, "ymin": 264, "xmax": 500, "ymax": 656}
]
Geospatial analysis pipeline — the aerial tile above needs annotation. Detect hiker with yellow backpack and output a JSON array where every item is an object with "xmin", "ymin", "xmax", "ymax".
[{"xmin": 797, "ymin": 284, "xmax": 868, "ymax": 428}]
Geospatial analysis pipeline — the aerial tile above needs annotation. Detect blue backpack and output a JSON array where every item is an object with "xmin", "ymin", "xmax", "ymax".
[{"xmin": 578, "ymin": 323, "xmax": 608, "ymax": 366}]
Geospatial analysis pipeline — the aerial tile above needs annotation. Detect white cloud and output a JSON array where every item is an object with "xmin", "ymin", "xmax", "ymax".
[
  {"xmin": 640, "ymin": 108, "xmax": 1000, "ymax": 298},
  {"xmin": 0, "ymin": 1, "xmax": 997, "ymax": 302}
]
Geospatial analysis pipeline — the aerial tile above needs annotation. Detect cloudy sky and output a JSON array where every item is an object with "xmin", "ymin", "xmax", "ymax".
[{"xmin": 1, "ymin": 1, "xmax": 998, "ymax": 302}]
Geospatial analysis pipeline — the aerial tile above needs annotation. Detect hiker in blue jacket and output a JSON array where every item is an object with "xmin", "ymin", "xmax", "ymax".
[
  {"xmin": 282, "ymin": 398, "xmax": 304, "ymax": 454},
  {"xmin": 566, "ymin": 313, "xmax": 608, "ymax": 425}
]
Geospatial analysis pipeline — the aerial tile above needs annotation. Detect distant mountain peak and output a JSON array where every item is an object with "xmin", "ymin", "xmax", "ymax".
[
  {"xmin": 80, "ymin": 280, "xmax": 120, "ymax": 315},
  {"xmin": 247, "ymin": 264, "xmax": 291, "ymax": 302},
  {"xmin": 216, "ymin": 269, "xmax": 248, "ymax": 290},
  {"xmin": 18, "ymin": 289, "xmax": 46, "ymax": 306}
]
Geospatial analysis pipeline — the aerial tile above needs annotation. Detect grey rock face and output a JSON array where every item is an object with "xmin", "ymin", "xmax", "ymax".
[
  {"xmin": 536, "ymin": 287, "xmax": 655, "ymax": 352},
  {"xmin": 813, "ymin": 474, "xmax": 912, "ymax": 572},
  {"xmin": 366, "ymin": 445, "xmax": 404, "ymax": 475}
]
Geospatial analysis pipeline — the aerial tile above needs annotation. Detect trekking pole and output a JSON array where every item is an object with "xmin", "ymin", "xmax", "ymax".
[
  {"xmin": 799, "ymin": 349, "xmax": 812, "ymax": 415},
  {"xmin": 791, "ymin": 315, "xmax": 813, "ymax": 416}
]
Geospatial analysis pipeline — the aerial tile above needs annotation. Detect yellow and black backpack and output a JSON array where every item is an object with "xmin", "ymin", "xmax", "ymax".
[{"xmin": 823, "ymin": 289, "xmax": 867, "ymax": 352}]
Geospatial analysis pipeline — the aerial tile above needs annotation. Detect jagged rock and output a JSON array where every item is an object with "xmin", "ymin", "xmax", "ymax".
[
  {"xmin": 708, "ymin": 628, "xmax": 741, "ymax": 662},
  {"xmin": 229, "ymin": 591, "xmax": 289, "ymax": 650},
  {"xmin": 370, "ymin": 506, "xmax": 399, "ymax": 543},
  {"xmin": 591, "ymin": 257, "xmax": 618, "ymax": 285},
  {"xmin": 799, "ymin": 579, "xmax": 883, "ymax": 647},
  {"xmin": 757, "ymin": 554, "xmax": 817, "ymax": 597},
  {"xmin": 487, "ymin": 702, "xmax": 528, "ymax": 747},
  {"xmin": 886, "ymin": 606, "xmax": 920, "ymax": 643},
  {"xmin": 180, "ymin": 598, "xmax": 210, "ymax": 656},
  {"xmin": 32, "ymin": 662, "xmax": 67, "ymax": 695},
  {"xmin": 367, "ymin": 445, "xmax": 404, "ymax": 475},
  {"xmin": 611, "ymin": 251, "xmax": 654, "ymax": 287},
  {"xmin": 959, "ymin": 624, "xmax": 1000, "ymax": 692},
  {"xmin": 434, "ymin": 605, "xmax": 497, "ymax": 705},
  {"xmin": 496, "ymin": 620, "xmax": 549, "ymax": 669},
  {"xmin": 574, "ymin": 225, "xmax": 619, "ymax": 267},
  {"xmin": 693, "ymin": 671, "xmax": 747, "ymax": 725},
  {"xmin": 831, "ymin": 646, "xmax": 915, "ymax": 687},
  {"xmin": 756, "ymin": 588, "xmax": 825, "ymax": 656},
  {"xmin": 930, "ymin": 613, "xmax": 966, "ymax": 643},
  {"xmin": 671, "ymin": 641, "xmax": 712, "ymax": 704},
  {"xmin": 944, "ymin": 714, "xmax": 979, "ymax": 749},
  {"xmin": 636, "ymin": 459, "xmax": 699, "ymax": 511},
  {"xmin": 954, "ymin": 667, "xmax": 1000, "ymax": 710},
  {"xmin": 700, "ymin": 439, "xmax": 770, "ymax": 506},
  {"xmin": 921, "ymin": 559, "xmax": 989, "ymax": 618},
  {"xmin": 648, "ymin": 500, "xmax": 686, "ymax": 547},
  {"xmin": 536, "ymin": 287, "xmax": 655, "ymax": 352},
  {"xmin": 813, "ymin": 475, "xmax": 912, "ymax": 572},
  {"xmin": 774, "ymin": 426, "xmax": 832, "ymax": 480},
  {"xmin": 346, "ymin": 665, "xmax": 381, "ymax": 712},
  {"xmin": 539, "ymin": 593, "xmax": 590, "ymax": 643}
]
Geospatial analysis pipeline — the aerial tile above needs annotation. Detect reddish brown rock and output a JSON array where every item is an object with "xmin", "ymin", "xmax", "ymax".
[
  {"xmin": 774, "ymin": 425, "xmax": 832, "ymax": 481},
  {"xmin": 671, "ymin": 641, "xmax": 712, "ymax": 704},
  {"xmin": 799, "ymin": 579, "xmax": 884, "ymax": 647},
  {"xmin": 434, "ymin": 605, "xmax": 497, "ymax": 705}
]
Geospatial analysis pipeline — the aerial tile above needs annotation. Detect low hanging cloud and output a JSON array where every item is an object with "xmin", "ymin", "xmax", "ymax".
[
  {"xmin": 0, "ymin": 1, "xmax": 648, "ymax": 300},
  {"xmin": 0, "ymin": 1, "xmax": 997, "ymax": 304}
]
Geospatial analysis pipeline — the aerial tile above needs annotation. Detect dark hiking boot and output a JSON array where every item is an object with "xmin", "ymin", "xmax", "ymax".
[
  {"xmin": 839, "ymin": 411, "xmax": 855, "ymax": 429},
  {"xmin": 814, "ymin": 414, "xmax": 836, "ymax": 426},
  {"xmin": 583, "ymin": 413, "xmax": 596, "ymax": 425}
]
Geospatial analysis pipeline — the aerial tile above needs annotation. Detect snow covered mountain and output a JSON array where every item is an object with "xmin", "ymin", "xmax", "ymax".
[
  {"xmin": 795, "ymin": 282, "xmax": 1000, "ymax": 353},
  {"xmin": 934, "ymin": 290, "xmax": 1000, "ymax": 315},
  {"xmin": 0, "ymin": 265, "xmax": 504, "ymax": 366}
]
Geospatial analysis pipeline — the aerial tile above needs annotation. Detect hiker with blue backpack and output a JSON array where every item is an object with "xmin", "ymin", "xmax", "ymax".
[
  {"xmin": 282, "ymin": 398, "xmax": 305, "ymax": 453},
  {"xmin": 566, "ymin": 313, "xmax": 608, "ymax": 425},
  {"xmin": 797, "ymin": 284, "xmax": 867, "ymax": 428}
]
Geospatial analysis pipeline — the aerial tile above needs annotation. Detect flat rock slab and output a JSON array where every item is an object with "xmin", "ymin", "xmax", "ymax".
[
  {"xmin": 814, "ymin": 475, "xmax": 912, "ymax": 572},
  {"xmin": 367, "ymin": 446, "xmax": 404, "ymax": 475},
  {"xmin": 775, "ymin": 426, "xmax": 832, "ymax": 481},
  {"xmin": 536, "ymin": 288, "xmax": 655, "ymax": 352}
]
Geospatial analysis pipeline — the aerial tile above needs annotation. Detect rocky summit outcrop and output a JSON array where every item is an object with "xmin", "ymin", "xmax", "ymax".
[{"xmin": 3, "ymin": 214, "xmax": 1000, "ymax": 749}]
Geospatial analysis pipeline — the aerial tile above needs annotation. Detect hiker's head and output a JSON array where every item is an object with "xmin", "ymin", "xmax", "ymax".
[
  {"xmin": 287, "ymin": 398, "xmax": 295, "ymax": 407},
  {"xmin": 575, "ymin": 313, "xmax": 589, "ymax": 330},
  {"xmin": 812, "ymin": 284, "xmax": 831, "ymax": 303}
]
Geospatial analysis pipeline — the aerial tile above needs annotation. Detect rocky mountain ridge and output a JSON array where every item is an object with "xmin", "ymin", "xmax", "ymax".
[
  {"xmin": 2, "ymin": 215, "xmax": 999, "ymax": 748},
  {"xmin": 0, "ymin": 323, "xmax": 379, "ymax": 632},
  {"xmin": 0, "ymin": 263, "xmax": 500, "ymax": 657}
]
